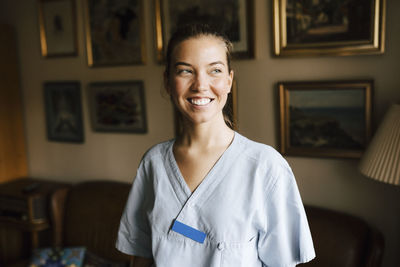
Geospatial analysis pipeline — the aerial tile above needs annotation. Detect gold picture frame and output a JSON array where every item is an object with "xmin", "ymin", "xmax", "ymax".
[
  {"xmin": 88, "ymin": 81, "xmax": 147, "ymax": 133},
  {"xmin": 174, "ymin": 79, "xmax": 238, "ymax": 136},
  {"xmin": 278, "ymin": 80, "xmax": 373, "ymax": 158},
  {"xmin": 84, "ymin": 0, "xmax": 146, "ymax": 67},
  {"xmin": 38, "ymin": 0, "xmax": 77, "ymax": 57},
  {"xmin": 273, "ymin": 0, "xmax": 386, "ymax": 57},
  {"xmin": 154, "ymin": 0, "xmax": 254, "ymax": 62}
]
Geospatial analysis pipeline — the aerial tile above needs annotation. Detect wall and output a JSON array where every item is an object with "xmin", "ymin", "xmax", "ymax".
[{"xmin": 1, "ymin": 0, "xmax": 400, "ymax": 266}]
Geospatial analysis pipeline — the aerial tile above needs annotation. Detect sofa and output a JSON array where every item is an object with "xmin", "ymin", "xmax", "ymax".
[
  {"xmin": 3, "ymin": 180, "xmax": 384, "ymax": 266},
  {"xmin": 300, "ymin": 205, "xmax": 384, "ymax": 267}
]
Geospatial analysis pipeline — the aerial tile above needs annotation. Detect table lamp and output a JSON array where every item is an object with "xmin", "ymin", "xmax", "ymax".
[{"xmin": 359, "ymin": 104, "xmax": 400, "ymax": 185}]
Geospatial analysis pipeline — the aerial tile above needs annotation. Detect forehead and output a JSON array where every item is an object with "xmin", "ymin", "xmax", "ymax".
[{"xmin": 171, "ymin": 35, "xmax": 228, "ymax": 63}]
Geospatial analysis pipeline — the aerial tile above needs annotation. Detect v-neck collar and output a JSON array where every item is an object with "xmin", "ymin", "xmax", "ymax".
[{"xmin": 167, "ymin": 132, "xmax": 240, "ymax": 206}]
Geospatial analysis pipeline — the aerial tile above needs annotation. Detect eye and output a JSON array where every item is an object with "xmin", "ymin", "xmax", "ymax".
[
  {"xmin": 211, "ymin": 68, "xmax": 222, "ymax": 74},
  {"xmin": 176, "ymin": 69, "xmax": 193, "ymax": 75}
]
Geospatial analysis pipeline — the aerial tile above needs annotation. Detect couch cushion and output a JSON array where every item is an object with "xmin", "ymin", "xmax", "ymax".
[{"xmin": 63, "ymin": 181, "xmax": 131, "ymax": 263}]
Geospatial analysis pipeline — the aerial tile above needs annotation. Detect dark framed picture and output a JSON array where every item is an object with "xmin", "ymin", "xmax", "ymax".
[
  {"xmin": 44, "ymin": 82, "xmax": 84, "ymax": 143},
  {"xmin": 174, "ymin": 80, "xmax": 238, "ymax": 136},
  {"xmin": 154, "ymin": 0, "xmax": 254, "ymax": 62},
  {"xmin": 278, "ymin": 80, "xmax": 373, "ymax": 158},
  {"xmin": 84, "ymin": 0, "xmax": 146, "ymax": 66},
  {"xmin": 38, "ymin": 0, "xmax": 77, "ymax": 57},
  {"xmin": 273, "ymin": 0, "xmax": 386, "ymax": 57},
  {"xmin": 88, "ymin": 81, "xmax": 147, "ymax": 133}
]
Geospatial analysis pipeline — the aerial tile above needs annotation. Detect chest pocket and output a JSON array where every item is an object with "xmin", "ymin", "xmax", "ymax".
[{"xmin": 218, "ymin": 236, "xmax": 261, "ymax": 267}]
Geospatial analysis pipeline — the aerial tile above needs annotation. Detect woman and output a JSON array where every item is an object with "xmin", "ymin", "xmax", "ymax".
[{"xmin": 116, "ymin": 24, "xmax": 315, "ymax": 267}]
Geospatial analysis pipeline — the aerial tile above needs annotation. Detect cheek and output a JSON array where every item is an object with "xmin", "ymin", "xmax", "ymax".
[
  {"xmin": 170, "ymin": 79, "xmax": 187, "ymax": 96},
  {"xmin": 211, "ymin": 78, "xmax": 231, "ymax": 94}
]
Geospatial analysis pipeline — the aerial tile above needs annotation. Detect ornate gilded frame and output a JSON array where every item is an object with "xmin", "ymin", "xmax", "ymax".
[
  {"xmin": 84, "ymin": 0, "xmax": 146, "ymax": 66},
  {"xmin": 38, "ymin": 0, "xmax": 78, "ymax": 57},
  {"xmin": 155, "ymin": 0, "xmax": 254, "ymax": 62},
  {"xmin": 273, "ymin": 0, "xmax": 386, "ymax": 57}
]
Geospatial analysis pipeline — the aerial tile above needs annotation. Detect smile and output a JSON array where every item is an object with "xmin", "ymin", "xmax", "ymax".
[{"xmin": 188, "ymin": 98, "xmax": 213, "ymax": 106}]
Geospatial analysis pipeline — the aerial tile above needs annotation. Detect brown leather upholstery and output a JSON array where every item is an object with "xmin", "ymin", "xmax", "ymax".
[
  {"xmin": 300, "ymin": 206, "xmax": 384, "ymax": 267},
  {"xmin": 53, "ymin": 181, "xmax": 132, "ymax": 264}
]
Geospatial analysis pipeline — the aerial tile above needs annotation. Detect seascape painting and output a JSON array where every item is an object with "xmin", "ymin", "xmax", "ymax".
[
  {"xmin": 278, "ymin": 81, "xmax": 372, "ymax": 158},
  {"xmin": 289, "ymin": 89, "xmax": 365, "ymax": 149}
]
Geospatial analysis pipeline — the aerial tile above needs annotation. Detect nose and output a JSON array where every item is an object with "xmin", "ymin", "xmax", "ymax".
[{"xmin": 191, "ymin": 71, "xmax": 208, "ymax": 92}]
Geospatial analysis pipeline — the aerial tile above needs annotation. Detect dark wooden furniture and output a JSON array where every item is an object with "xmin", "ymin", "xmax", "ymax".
[{"xmin": 0, "ymin": 178, "xmax": 69, "ymax": 265}]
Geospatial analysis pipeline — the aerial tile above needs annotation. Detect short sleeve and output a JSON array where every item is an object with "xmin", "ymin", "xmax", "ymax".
[
  {"xmin": 258, "ymin": 164, "xmax": 315, "ymax": 267},
  {"xmin": 116, "ymin": 161, "xmax": 153, "ymax": 258}
]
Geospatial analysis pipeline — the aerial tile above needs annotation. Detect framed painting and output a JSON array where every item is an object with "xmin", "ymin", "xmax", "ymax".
[
  {"xmin": 88, "ymin": 81, "xmax": 147, "ymax": 133},
  {"xmin": 155, "ymin": 0, "xmax": 254, "ymax": 62},
  {"xmin": 273, "ymin": 0, "xmax": 386, "ymax": 57},
  {"xmin": 38, "ymin": 0, "xmax": 77, "ymax": 57},
  {"xmin": 84, "ymin": 0, "xmax": 146, "ymax": 66},
  {"xmin": 278, "ymin": 80, "xmax": 373, "ymax": 158},
  {"xmin": 174, "ymin": 79, "xmax": 238, "ymax": 136},
  {"xmin": 44, "ymin": 81, "xmax": 84, "ymax": 143}
]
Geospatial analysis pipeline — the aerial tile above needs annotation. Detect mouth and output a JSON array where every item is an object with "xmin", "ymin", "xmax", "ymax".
[{"xmin": 188, "ymin": 97, "xmax": 214, "ymax": 106}]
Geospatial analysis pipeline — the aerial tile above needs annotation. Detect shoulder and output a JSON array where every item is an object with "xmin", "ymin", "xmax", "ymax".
[
  {"xmin": 235, "ymin": 133, "xmax": 294, "ymax": 189},
  {"xmin": 236, "ymin": 133, "xmax": 289, "ymax": 169},
  {"xmin": 139, "ymin": 139, "xmax": 174, "ymax": 172},
  {"xmin": 133, "ymin": 139, "xmax": 174, "ymax": 183},
  {"xmin": 140, "ymin": 139, "xmax": 174, "ymax": 163}
]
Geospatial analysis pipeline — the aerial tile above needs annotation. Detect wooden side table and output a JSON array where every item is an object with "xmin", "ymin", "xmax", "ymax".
[{"xmin": 0, "ymin": 178, "xmax": 69, "ymax": 264}]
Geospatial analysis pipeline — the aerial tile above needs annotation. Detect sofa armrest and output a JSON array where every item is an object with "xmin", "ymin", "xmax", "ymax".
[
  {"xmin": 302, "ymin": 205, "xmax": 384, "ymax": 267},
  {"xmin": 50, "ymin": 186, "xmax": 70, "ymax": 247},
  {"xmin": 365, "ymin": 226, "xmax": 384, "ymax": 267}
]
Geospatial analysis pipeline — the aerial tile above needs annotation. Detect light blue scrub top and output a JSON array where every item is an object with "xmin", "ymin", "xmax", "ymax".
[{"xmin": 116, "ymin": 132, "xmax": 315, "ymax": 267}]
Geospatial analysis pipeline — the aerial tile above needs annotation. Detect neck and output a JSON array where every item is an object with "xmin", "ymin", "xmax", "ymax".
[{"xmin": 176, "ymin": 115, "xmax": 234, "ymax": 149}]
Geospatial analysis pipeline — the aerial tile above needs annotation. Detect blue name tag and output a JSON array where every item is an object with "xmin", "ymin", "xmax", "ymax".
[{"xmin": 171, "ymin": 220, "xmax": 206, "ymax": 243}]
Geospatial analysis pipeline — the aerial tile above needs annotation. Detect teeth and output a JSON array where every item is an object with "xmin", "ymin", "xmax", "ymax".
[{"xmin": 190, "ymin": 98, "xmax": 211, "ymax": 106}]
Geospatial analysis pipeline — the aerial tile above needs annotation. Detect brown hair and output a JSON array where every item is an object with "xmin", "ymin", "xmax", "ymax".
[{"xmin": 165, "ymin": 23, "xmax": 235, "ymax": 131}]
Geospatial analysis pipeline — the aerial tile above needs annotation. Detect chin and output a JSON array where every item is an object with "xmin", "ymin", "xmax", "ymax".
[{"xmin": 183, "ymin": 113, "xmax": 223, "ymax": 126}]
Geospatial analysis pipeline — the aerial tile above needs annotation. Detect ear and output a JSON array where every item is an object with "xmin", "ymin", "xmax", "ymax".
[
  {"xmin": 164, "ymin": 71, "xmax": 171, "ymax": 95},
  {"xmin": 227, "ymin": 70, "xmax": 234, "ymax": 93}
]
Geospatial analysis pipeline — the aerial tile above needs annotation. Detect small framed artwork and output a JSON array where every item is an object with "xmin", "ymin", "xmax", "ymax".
[
  {"xmin": 88, "ymin": 81, "xmax": 147, "ymax": 133},
  {"xmin": 154, "ymin": 0, "xmax": 254, "ymax": 62},
  {"xmin": 84, "ymin": 0, "xmax": 146, "ymax": 66},
  {"xmin": 44, "ymin": 82, "xmax": 84, "ymax": 143},
  {"xmin": 174, "ymin": 80, "xmax": 238, "ymax": 136},
  {"xmin": 278, "ymin": 80, "xmax": 373, "ymax": 158},
  {"xmin": 273, "ymin": 0, "xmax": 386, "ymax": 57},
  {"xmin": 38, "ymin": 0, "xmax": 78, "ymax": 57}
]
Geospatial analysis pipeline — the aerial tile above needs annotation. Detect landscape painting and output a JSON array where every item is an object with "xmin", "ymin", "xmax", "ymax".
[{"xmin": 279, "ymin": 81, "xmax": 372, "ymax": 158}]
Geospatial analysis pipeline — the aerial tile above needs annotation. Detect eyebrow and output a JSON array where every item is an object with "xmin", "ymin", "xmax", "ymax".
[
  {"xmin": 174, "ymin": 62, "xmax": 192, "ymax": 68},
  {"xmin": 173, "ymin": 61, "xmax": 226, "ymax": 68}
]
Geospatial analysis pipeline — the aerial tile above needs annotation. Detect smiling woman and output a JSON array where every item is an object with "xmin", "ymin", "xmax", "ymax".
[
  {"xmin": 164, "ymin": 24, "xmax": 235, "ymax": 133},
  {"xmin": 166, "ymin": 35, "xmax": 233, "ymax": 128},
  {"xmin": 115, "ymin": 23, "xmax": 315, "ymax": 267}
]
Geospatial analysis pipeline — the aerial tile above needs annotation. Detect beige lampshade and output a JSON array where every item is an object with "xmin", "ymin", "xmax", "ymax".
[{"xmin": 359, "ymin": 104, "xmax": 400, "ymax": 185}]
